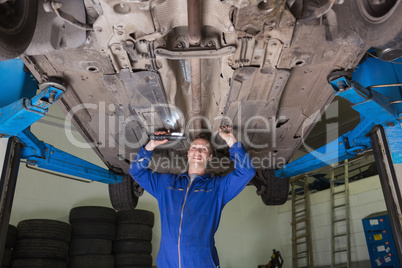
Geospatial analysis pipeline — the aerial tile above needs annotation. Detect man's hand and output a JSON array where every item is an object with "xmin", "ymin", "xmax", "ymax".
[
  {"xmin": 219, "ymin": 125, "xmax": 237, "ymax": 148},
  {"xmin": 145, "ymin": 130, "xmax": 169, "ymax": 151}
]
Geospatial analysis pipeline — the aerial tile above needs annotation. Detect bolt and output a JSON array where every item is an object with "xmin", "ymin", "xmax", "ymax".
[
  {"xmin": 49, "ymin": 92, "xmax": 56, "ymax": 103},
  {"xmin": 337, "ymin": 80, "xmax": 346, "ymax": 91}
]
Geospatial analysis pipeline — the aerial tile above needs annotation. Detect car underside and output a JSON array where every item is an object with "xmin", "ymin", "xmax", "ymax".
[{"xmin": 1, "ymin": 0, "xmax": 401, "ymax": 205}]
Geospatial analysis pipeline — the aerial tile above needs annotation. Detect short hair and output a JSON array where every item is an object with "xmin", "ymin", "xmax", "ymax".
[{"xmin": 190, "ymin": 133, "xmax": 215, "ymax": 155}]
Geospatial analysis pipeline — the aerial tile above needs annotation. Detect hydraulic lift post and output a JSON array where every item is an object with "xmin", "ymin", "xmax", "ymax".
[
  {"xmin": 0, "ymin": 59, "xmax": 123, "ymax": 265},
  {"xmin": 370, "ymin": 126, "xmax": 402, "ymax": 265},
  {"xmin": 0, "ymin": 138, "xmax": 21, "ymax": 263}
]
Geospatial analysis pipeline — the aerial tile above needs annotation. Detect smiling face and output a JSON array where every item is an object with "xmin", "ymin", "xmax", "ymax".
[{"xmin": 187, "ymin": 138, "xmax": 213, "ymax": 168}]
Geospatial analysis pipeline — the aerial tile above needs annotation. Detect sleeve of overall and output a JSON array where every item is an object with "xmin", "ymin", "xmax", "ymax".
[
  {"xmin": 129, "ymin": 146, "xmax": 161, "ymax": 198},
  {"xmin": 221, "ymin": 142, "xmax": 256, "ymax": 205}
]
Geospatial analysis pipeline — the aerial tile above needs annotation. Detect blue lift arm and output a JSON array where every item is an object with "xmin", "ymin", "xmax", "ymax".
[
  {"xmin": 276, "ymin": 59, "xmax": 402, "ymax": 178},
  {"xmin": 0, "ymin": 70, "xmax": 122, "ymax": 184},
  {"xmin": 17, "ymin": 128, "xmax": 122, "ymax": 184}
]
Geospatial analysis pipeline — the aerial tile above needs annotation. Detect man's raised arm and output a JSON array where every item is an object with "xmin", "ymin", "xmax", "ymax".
[
  {"xmin": 129, "ymin": 131, "xmax": 169, "ymax": 197},
  {"xmin": 219, "ymin": 126, "xmax": 256, "ymax": 205}
]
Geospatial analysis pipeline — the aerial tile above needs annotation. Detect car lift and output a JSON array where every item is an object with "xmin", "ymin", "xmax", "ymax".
[
  {"xmin": 276, "ymin": 55, "xmax": 402, "ymax": 262},
  {"xmin": 0, "ymin": 59, "xmax": 123, "ymax": 262},
  {"xmin": 0, "ymin": 55, "xmax": 401, "ymax": 262}
]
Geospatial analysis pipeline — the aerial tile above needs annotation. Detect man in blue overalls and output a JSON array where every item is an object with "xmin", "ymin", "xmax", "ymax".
[{"xmin": 130, "ymin": 126, "xmax": 256, "ymax": 268}]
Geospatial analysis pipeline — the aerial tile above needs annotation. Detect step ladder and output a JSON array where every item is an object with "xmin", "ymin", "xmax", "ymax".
[
  {"xmin": 291, "ymin": 175, "xmax": 314, "ymax": 268},
  {"xmin": 330, "ymin": 160, "xmax": 351, "ymax": 268}
]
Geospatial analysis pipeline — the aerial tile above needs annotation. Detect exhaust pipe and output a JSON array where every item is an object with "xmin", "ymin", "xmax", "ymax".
[{"xmin": 187, "ymin": 0, "xmax": 202, "ymax": 132}]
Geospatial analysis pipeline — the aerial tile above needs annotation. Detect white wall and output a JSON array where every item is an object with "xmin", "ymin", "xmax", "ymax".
[
  {"xmin": 216, "ymin": 187, "xmax": 280, "ymax": 267},
  {"xmin": 277, "ymin": 175, "xmax": 386, "ymax": 268},
  {"xmin": 9, "ymin": 106, "xmax": 283, "ymax": 267}
]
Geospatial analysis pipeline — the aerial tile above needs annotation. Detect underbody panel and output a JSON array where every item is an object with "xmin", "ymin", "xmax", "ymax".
[{"xmin": 21, "ymin": 0, "xmax": 369, "ymax": 174}]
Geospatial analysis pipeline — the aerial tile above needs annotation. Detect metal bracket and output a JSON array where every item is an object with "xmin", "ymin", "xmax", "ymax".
[
  {"xmin": 0, "ymin": 78, "xmax": 66, "ymax": 137},
  {"xmin": 43, "ymin": 1, "xmax": 92, "ymax": 30},
  {"xmin": 154, "ymin": 46, "xmax": 236, "ymax": 60}
]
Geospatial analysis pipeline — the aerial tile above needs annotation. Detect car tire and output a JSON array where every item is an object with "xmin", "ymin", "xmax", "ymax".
[
  {"xmin": 11, "ymin": 258, "xmax": 67, "ymax": 268},
  {"xmin": 69, "ymin": 206, "xmax": 116, "ymax": 224},
  {"xmin": 116, "ymin": 210, "xmax": 154, "ymax": 227},
  {"xmin": 113, "ymin": 240, "xmax": 152, "ymax": 254},
  {"xmin": 116, "ymin": 224, "xmax": 152, "ymax": 241},
  {"xmin": 349, "ymin": 0, "xmax": 402, "ymax": 49},
  {"xmin": 17, "ymin": 219, "xmax": 72, "ymax": 243},
  {"xmin": 109, "ymin": 175, "xmax": 139, "ymax": 211},
  {"xmin": 68, "ymin": 255, "xmax": 115, "ymax": 268},
  {"xmin": 69, "ymin": 238, "xmax": 112, "ymax": 256},
  {"xmin": 6, "ymin": 225, "xmax": 18, "ymax": 248},
  {"xmin": 71, "ymin": 222, "xmax": 116, "ymax": 240},
  {"xmin": 2, "ymin": 248, "xmax": 12, "ymax": 267},
  {"xmin": 253, "ymin": 169, "xmax": 289, "ymax": 206},
  {"xmin": 0, "ymin": 0, "xmax": 38, "ymax": 60},
  {"xmin": 115, "ymin": 253, "xmax": 152, "ymax": 267},
  {"xmin": 12, "ymin": 239, "xmax": 69, "ymax": 261}
]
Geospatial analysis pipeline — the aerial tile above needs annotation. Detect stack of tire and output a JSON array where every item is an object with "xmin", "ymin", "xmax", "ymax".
[
  {"xmin": 12, "ymin": 219, "xmax": 71, "ymax": 268},
  {"xmin": 114, "ymin": 210, "xmax": 154, "ymax": 268},
  {"xmin": 2, "ymin": 225, "xmax": 17, "ymax": 268},
  {"xmin": 68, "ymin": 206, "xmax": 116, "ymax": 268}
]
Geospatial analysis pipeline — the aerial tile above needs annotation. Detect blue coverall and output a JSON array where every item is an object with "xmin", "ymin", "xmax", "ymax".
[{"xmin": 129, "ymin": 141, "xmax": 256, "ymax": 268}]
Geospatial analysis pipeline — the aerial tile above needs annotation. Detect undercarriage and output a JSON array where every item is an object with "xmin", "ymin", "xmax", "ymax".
[{"xmin": 1, "ymin": 0, "xmax": 401, "ymax": 204}]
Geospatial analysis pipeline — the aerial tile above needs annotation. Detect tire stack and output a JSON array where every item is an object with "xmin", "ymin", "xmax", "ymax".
[
  {"xmin": 114, "ymin": 210, "xmax": 154, "ymax": 268},
  {"xmin": 2, "ymin": 225, "xmax": 17, "ymax": 268},
  {"xmin": 68, "ymin": 206, "xmax": 116, "ymax": 268},
  {"xmin": 12, "ymin": 219, "xmax": 71, "ymax": 268}
]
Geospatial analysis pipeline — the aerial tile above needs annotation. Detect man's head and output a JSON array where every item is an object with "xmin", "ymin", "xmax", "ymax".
[{"xmin": 187, "ymin": 135, "xmax": 213, "ymax": 169}]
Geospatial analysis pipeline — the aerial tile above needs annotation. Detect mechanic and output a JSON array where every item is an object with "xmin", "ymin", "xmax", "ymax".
[{"xmin": 129, "ymin": 125, "xmax": 256, "ymax": 268}]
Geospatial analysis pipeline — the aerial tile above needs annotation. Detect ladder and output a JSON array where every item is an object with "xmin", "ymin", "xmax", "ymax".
[
  {"xmin": 330, "ymin": 160, "xmax": 351, "ymax": 268},
  {"xmin": 291, "ymin": 175, "xmax": 314, "ymax": 268}
]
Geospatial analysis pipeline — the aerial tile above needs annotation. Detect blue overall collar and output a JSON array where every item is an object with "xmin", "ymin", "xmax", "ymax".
[{"xmin": 177, "ymin": 171, "xmax": 211, "ymax": 181}]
